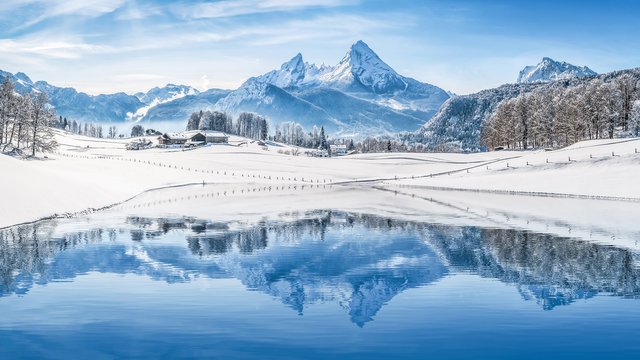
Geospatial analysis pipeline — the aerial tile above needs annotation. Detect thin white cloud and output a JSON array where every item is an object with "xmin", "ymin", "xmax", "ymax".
[
  {"xmin": 237, "ymin": 14, "xmax": 398, "ymax": 46},
  {"xmin": 0, "ymin": 37, "xmax": 111, "ymax": 59},
  {"xmin": 116, "ymin": 12, "xmax": 400, "ymax": 51},
  {"xmin": 115, "ymin": 3, "xmax": 165, "ymax": 20},
  {"xmin": 173, "ymin": 0, "xmax": 359, "ymax": 19},
  {"xmin": 5, "ymin": 0, "xmax": 126, "ymax": 28}
]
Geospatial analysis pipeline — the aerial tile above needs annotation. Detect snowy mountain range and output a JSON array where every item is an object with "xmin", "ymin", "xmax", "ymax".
[
  {"xmin": 197, "ymin": 40, "xmax": 450, "ymax": 135},
  {"xmin": 0, "ymin": 41, "xmax": 450, "ymax": 136},
  {"xmin": 1, "ymin": 49, "xmax": 612, "ymax": 142},
  {"xmin": 0, "ymin": 69, "xmax": 143, "ymax": 123},
  {"xmin": 517, "ymin": 57, "xmax": 597, "ymax": 83}
]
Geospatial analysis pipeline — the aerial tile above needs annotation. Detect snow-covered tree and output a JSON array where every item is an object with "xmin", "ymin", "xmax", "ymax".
[
  {"xmin": 187, "ymin": 111, "xmax": 201, "ymax": 131},
  {"xmin": 28, "ymin": 92, "xmax": 57, "ymax": 156},
  {"xmin": 630, "ymin": 100, "xmax": 640, "ymax": 137},
  {"xmin": 108, "ymin": 126, "xmax": 117, "ymax": 138},
  {"xmin": 0, "ymin": 79, "xmax": 57, "ymax": 155}
]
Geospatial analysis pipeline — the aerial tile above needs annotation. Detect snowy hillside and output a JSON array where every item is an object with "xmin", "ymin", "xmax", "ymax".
[
  {"xmin": 409, "ymin": 82, "xmax": 543, "ymax": 151},
  {"xmin": 410, "ymin": 68, "xmax": 640, "ymax": 152},
  {"xmin": 517, "ymin": 57, "xmax": 597, "ymax": 83}
]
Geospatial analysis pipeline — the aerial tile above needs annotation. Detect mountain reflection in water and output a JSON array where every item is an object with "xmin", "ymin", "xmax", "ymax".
[{"xmin": 1, "ymin": 210, "xmax": 639, "ymax": 326}]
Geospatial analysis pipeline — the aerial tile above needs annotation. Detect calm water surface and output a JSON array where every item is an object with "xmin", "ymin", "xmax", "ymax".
[{"xmin": 1, "ymin": 207, "xmax": 640, "ymax": 359}]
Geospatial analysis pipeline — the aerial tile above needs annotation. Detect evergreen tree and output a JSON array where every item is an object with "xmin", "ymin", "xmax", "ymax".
[{"xmin": 319, "ymin": 126, "xmax": 327, "ymax": 150}]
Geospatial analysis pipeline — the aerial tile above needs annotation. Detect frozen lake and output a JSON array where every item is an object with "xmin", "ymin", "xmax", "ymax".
[{"xmin": 1, "ymin": 186, "xmax": 640, "ymax": 359}]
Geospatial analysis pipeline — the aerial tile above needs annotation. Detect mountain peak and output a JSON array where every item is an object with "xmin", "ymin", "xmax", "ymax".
[
  {"xmin": 281, "ymin": 53, "xmax": 304, "ymax": 73},
  {"xmin": 321, "ymin": 40, "xmax": 407, "ymax": 93},
  {"xmin": 517, "ymin": 57, "xmax": 597, "ymax": 83},
  {"xmin": 256, "ymin": 53, "xmax": 309, "ymax": 89},
  {"xmin": 287, "ymin": 52, "xmax": 303, "ymax": 64},
  {"xmin": 350, "ymin": 40, "xmax": 374, "ymax": 54},
  {"xmin": 14, "ymin": 72, "xmax": 33, "ymax": 84}
]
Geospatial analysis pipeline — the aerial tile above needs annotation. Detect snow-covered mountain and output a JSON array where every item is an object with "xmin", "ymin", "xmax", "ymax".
[
  {"xmin": 135, "ymin": 84, "xmax": 199, "ymax": 105},
  {"xmin": 203, "ymin": 40, "xmax": 450, "ymax": 135},
  {"xmin": 517, "ymin": 57, "xmax": 597, "ymax": 83},
  {"xmin": 257, "ymin": 53, "xmax": 310, "ymax": 89},
  {"xmin": 140, "ymin": 88, "xmax": 230, "ymax": 124},
  {"xmin": 213, "ymin": 77, "xmax": 343, "ymax": 131},
  {"xmin": 0, "ymin": 69, "xmax": 143, "ymax": 123},
  {"xmin": 319, "ymin": 40, "xmax": 409, "ymax": 93},
  {"xmin": 128, "ymin": 84, "xmax": 201, "ymax": 122},
  {"xmin": 1, "ymin": 40, "xmax": 450, "ymax": 136}
]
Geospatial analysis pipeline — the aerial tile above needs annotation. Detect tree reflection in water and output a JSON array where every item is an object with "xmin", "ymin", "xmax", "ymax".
[{"xmin": 1, "ymin": 211, "xmax": 639, "ymax": 325}]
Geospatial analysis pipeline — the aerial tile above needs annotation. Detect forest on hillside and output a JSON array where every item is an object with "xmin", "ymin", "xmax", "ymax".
[{"xmin": 481, "ymin": 73, "xmax": 640, "ymax": 150}]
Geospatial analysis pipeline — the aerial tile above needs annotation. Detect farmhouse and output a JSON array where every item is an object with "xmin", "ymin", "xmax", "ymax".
[
  {"xmin": 183, "ymin": 130, "xmax": 229, "ymax": 144},
  {"xmin": 330, "ymin": 144, "xmax": 348, "ymax": 156},
  {"xmin": 158, "ymin": 131, "xmax": 229, "ymax": 147},
  {"xmin": 158, "ymin": 133, "xmax": 188, "ymax": 146}
]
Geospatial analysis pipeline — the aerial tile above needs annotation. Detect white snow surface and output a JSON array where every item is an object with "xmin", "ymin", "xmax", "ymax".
[{"xmin": 1, "ymin": 130, "xmax": 640, "ymax": 229}]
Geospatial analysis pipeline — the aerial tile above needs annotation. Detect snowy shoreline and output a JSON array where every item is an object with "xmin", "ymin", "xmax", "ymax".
[{"xmin": 1, "ymin": 130, "xmax": 639, "ymax": 229}]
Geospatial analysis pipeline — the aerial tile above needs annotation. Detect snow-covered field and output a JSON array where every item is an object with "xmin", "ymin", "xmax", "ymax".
[
  {"xmin": 1, "ymin": 130, "xmax": 639, "ymax": 229},
  {"xmin": 394, "ymin": 138, "xmax": 640, "ymax": 199}
]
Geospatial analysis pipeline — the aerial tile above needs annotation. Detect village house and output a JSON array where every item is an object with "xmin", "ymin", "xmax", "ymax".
[
  {"xmin": 158, "ymin": 131, "xmax": 229, "ymax": 147},
  {"xmin": 330, "ymin": 144, "xmax": 348, "ymax": 156},
  {"xmin": 183, "ymin": 130, "xmax": 229, "ymax": 144}
]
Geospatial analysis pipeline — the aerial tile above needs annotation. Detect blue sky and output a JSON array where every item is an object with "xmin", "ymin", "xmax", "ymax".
[{"xmin": 1, "ymin": 0, "xmax": 638, "ymax": 95}]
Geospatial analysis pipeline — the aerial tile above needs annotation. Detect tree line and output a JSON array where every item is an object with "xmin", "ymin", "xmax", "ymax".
[
  {"xmin": 264, "ymin": 119, "xmax": 434, "ymax": 153},
  {"xmin": 185, "ymin": 110, "xmax": 338, "ymax": 151},
  {"xmin": 60, "ymin": 118, "xmax": 120, "ymax": 139},
  {"xmin": 0, "ymin": 78, "xmax": 57, "ymax": 156},
  {"xmin": 482, "ymin": 73, "xmax": 640, "ymax": 150},
  {"xmin": 184, "ymin": 109, "xmax": 444, "ymax": 154},
  {"xmin": 186, "ymin": 110, "xmax": 268, "ymax": 140}
]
